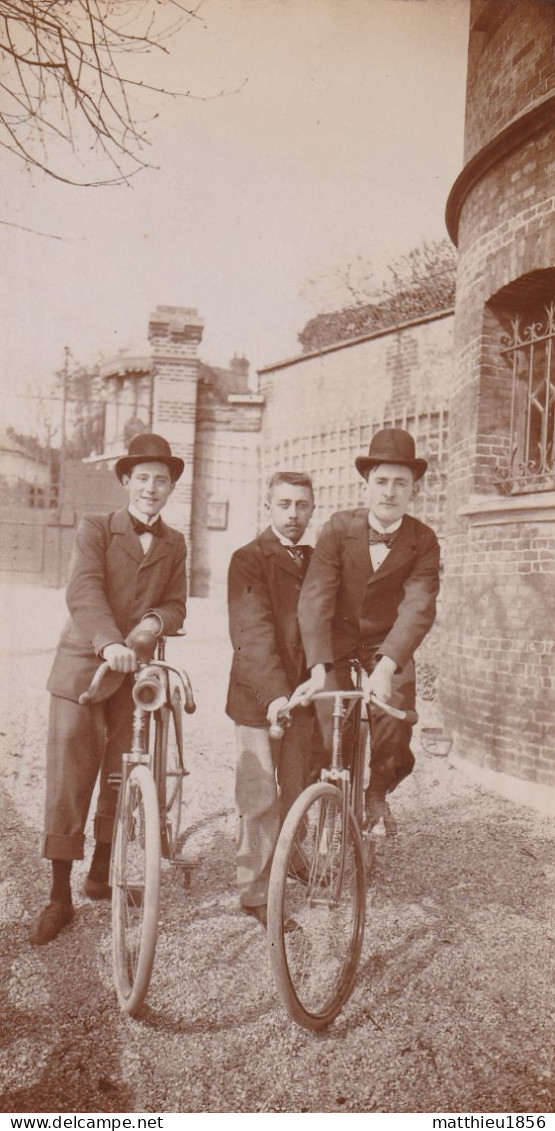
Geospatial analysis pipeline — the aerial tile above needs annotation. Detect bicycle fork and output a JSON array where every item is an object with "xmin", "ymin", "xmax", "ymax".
[{"xmin": 310, "ymin": 693, "xmax": 351, "ymax": 907}]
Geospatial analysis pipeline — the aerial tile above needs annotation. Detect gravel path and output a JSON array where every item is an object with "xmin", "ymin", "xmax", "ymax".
[{"xmin": 0, "ymin": 585, "xmax": 553, "ymax": 1114}]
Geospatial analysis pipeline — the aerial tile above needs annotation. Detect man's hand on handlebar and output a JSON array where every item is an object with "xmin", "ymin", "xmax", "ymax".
[
  {"xmin": 102, "ymin": 643, "xmax": 138, "ymax": 673},
  {"xmin": 363, "ymin": 655, "xmax": 397, "ymax": 704},
  {"xmin": 289, "ymin": 663, "xmax": 327, "ymax": 709}
]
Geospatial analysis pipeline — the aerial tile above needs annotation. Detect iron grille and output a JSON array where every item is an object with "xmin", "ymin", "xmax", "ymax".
[{"xmin": 495, "ymin": 302, "xmax": 555, "ymax": 493}]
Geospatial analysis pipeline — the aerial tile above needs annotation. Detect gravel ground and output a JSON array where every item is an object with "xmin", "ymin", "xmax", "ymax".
[{"xmin": 0, "ymin": 583, "xmax": 553, "ymax": 1115}]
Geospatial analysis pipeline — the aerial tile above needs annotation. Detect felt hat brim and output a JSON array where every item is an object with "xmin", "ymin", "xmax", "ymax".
[
  {"xmin": 355, "ymin": 455, "xmax": 428, "ymax": 481},
  {"xmin": 115, "ymin": 454, "xmax": 185, "ymax": 482}
]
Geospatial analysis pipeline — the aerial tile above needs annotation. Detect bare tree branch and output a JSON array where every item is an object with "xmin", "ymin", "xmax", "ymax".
[{"xmin": 0, "ymin": 0, "xmax": 205, "ymax": 186}]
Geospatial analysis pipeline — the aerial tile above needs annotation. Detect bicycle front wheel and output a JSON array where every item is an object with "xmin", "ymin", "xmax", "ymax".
[
  {"xmin": 156, "ymin": 688, "xmax": 185, "ymax": 860},
  {"xmin": 112, "ymin": 764, "xmax": 161, "ymax": 1016},
  {"xmin": 267, "ymin": 781, "xmax": 366, "ymax": 1030}
]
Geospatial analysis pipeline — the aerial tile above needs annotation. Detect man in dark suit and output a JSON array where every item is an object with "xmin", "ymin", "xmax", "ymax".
[
  {"xmin": 30, "ymin": 433, "xmax": 187, "ymax": 945},
  {"xmin": 297, "ymin": 429, "xmax": 440, "ymax": 836},
  {"xmin": 226, "ymin": 471, "xmax": 315, "ymax": 928}
]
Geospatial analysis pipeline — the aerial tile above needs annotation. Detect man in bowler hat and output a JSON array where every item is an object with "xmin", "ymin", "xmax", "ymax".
[
  {"xmin": 226, "ymin": 471, "xmax": 316, "ymax": 928},
  {"xmin": 30, "ymin": 433, "xmax": 187, "ymax": 944},
  {"xmin": 297, "ymin": 428, "xmax": 440, "ymax": 835}
]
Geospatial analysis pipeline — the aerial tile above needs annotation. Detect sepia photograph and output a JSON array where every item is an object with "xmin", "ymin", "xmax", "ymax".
[{"xmin": 0, "ymin": 0, "xmax": 553, "ymax": 1119}]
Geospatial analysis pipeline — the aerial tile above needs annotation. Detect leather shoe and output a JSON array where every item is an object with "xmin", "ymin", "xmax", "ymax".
[
  {"xmin": 242, "ymin": 903, "xmax": 267, "ymax": 929},
  {"xmin": 29, "ymin": 900, "xmax": 74, "ymax": 945}
]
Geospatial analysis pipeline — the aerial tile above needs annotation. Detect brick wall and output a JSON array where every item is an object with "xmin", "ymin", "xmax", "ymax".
[
  {"xmin": 148, "ymin": 306, "xmax": 204, "ymax": 546},
  {"xmin": 190, "ymin": 397, "xmax": 263, "ymax": 597},
  {"xmin": 464, "ymin": 0, "xmax": 555, "ymax": 163},
  {"xmin": 259, "ymin": 313, "xmax": 452, "ymax": 535},
  {"xmin": 441, "ymin": 1, "xmax": 555, "ymax": 792}
]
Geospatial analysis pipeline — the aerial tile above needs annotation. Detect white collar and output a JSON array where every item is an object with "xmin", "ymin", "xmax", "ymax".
[
  {"xmin": 271, "ymin": 524, "xmax": 298, "ymax": 548},
  {"xmin": 128, "ymin": 504, "xmax": 161, "ymax": 527},
  {"xmin": 368, "ymin": 512, "xmax": 403, "ymax": 536}
]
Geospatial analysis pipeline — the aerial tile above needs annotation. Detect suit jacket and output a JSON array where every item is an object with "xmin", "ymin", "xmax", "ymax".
[
  {"xmin": 298, "ymin": 509, "xmax": 440, "ymax": 672},
  {"xmin": 226, "ymin": 526, "xmax": 312, "ymax": 727},
  {"xmin": 47, "ymin": 507, "xmax": 187, "ymax": 703}
]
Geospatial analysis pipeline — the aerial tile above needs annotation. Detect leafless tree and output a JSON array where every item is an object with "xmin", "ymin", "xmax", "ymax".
[{"xmin": 0, "ymin": 0, "xmax": 202, "ymax": 186}]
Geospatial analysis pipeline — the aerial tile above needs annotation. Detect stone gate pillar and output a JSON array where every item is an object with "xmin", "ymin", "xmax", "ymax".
[{"xmin": 148, "ymin": 305, "xmax": 204, "ymax": 543}]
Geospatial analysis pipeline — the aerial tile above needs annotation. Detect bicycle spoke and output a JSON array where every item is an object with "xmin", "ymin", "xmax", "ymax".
[{"xmin": 268, "ymin": 782, "xmax": 366, "ymax": 1029}]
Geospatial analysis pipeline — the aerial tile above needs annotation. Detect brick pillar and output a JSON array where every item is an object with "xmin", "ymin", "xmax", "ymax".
[{"xmin": 148, "ymin": 305, "xmax": 204, "ymax": 543}]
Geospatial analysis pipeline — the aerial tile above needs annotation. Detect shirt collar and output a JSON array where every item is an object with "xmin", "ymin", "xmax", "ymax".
[
  {"xmin": 368, "ymin": 512, "xmax": 403, "ymax": 536},
  {"xmin": 128, "ymin": 504, "xmax": 161, "ymax": 527},
  {"xmin": 271, "ymin": 524, "xmax": 298, "ymax": 548}
]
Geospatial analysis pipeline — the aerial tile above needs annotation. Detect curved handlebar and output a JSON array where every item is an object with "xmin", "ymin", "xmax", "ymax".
[
  {"xmin": 79, "ymin": 662, "xmax": 111, "ymax": 705},
  {"xmin": 269, "ymin": 687, "xmax": 418, "ymax": 739},
  {"xmin": 78, "ymin": 659, "xmax": 196, "ymax": 713}
]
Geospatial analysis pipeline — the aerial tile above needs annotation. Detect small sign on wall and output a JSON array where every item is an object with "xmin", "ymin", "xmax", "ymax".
[{"xmin": 206, "ymin": 499, "xmax": 229, "ymax": 530}]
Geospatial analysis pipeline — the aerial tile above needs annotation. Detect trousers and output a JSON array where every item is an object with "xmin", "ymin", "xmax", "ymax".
[
  {"xmin": 234, "ymin": 711, "xmax": 314, "ymax": 908},
  {"xmin": 313, "ymin": 649, "xmax": 416, "ymax": 800},
  {"xmin": 42, "ymin": 676, "xmax": 134, "ymax": 861}
]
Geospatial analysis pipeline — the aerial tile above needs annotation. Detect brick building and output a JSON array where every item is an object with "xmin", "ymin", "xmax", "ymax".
[{"xmin": 442, "ymin": 0, "xmax": 555, "ymax": 807}]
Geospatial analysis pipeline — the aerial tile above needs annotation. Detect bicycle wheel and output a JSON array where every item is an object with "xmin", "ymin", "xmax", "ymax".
[
  {"xmin": 112, "ymin": 764, "xmax": 161, "ymax": 1016},
  {"xmin": 267, "ymin": 781, "xmax": 366, "ymax": 1030},
  {"xmin": 156, "ymin": 687, "xmax": 185, "ymax": 860}
]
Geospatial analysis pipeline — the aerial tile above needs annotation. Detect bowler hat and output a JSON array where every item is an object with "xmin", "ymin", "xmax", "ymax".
[
  {"xmin": 355, "ymin": 428, "xmax": 427, "ymax": 481},
  {"xmin": 115, "ymin": 433, "xmax": 185, "ymax": 483}
]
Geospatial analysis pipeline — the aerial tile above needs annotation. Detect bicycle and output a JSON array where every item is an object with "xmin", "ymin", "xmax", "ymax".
[
  {"xmin": 79, "ymin": 632, "xmax": 196, "ymax": 1016},
  {"xmin": 266, "ymin": 662, "xmax": 417, "ymax": 1030}
]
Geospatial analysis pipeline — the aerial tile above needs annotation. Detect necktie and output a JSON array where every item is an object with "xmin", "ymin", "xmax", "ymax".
[
  {"xmin": 287, "ymin": 545, "xmax": 308, "ymax": 567},
  {"xmin": 368, "ymin": 527, "xmax": 397, "ymax": 548},
  {"xmin": 131, "ymin": 515, "xmax": 162, "ymax": 537}
]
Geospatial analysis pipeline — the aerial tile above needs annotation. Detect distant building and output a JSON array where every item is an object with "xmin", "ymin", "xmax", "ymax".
[{"xmin": 0, "ymin": 431, "xmax": 52, "ymax": 501}]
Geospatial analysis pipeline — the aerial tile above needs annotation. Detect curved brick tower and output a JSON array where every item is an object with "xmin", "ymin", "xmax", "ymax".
[{"xmin": 441, "ymin": 0, "xmax": 555, "ymax": 808}]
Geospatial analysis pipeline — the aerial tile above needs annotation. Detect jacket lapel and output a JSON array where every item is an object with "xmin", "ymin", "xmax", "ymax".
[
  {"xmin": 140, "ymin": 520, "xmax": 174, "ymax": 569},
  {"xmin": 367, "ymin": 514, "xmax": 417, "ymax": 583},
  {"xmin": 110, "ymin": 508, "xmax": 143, "ymax": 565},
  {"xmin": 260, "ymin": 526, "xmax": 301, "ymax": 578},
  {"xmin": 345, "ymin": 509, "xmax": 373, "ymax": 582}
]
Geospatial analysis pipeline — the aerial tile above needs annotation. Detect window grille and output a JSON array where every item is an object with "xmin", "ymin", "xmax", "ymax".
[{"xmin": 495, "ymin": 302, "xmax": 555, "ymax": 493}]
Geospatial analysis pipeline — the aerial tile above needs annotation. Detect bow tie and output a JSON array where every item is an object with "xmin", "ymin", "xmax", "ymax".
[
  {"xmin": 130, "ymin": 515, "xmax": 162, "ymax": 537},
  {"xmin": 368, "ymin": 527, "xmax": 397, "ymax": 548}
]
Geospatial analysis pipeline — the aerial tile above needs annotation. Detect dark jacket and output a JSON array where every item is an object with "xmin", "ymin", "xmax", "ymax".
[
  {"xmin": 47, "ymin": 507, "xmax": 186, "ymax": 702},
  {"xmin": 226, "ymin": 526, "xmax": 312, "ymax": 727},
  {"xmin": 298, "ymin": 509, "xmax": 440, "ymax": 671}
]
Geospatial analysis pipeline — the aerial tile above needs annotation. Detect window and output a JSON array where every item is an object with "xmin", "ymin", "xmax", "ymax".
[{"xmin": 494, "ymin": 301, "xmax": 555, "ymax": 494}]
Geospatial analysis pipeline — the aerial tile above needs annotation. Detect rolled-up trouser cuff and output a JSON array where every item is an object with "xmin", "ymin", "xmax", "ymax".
[{"xmin": 42, "ymin": 832, "xmax": 85, "ymax": 861}]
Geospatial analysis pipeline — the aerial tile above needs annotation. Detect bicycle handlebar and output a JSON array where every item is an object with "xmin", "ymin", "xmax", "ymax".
[
  {"xmin": 269, "ymin": 688, "xmax": 418, "ymax": 739},
  {"xmin": 78, "ymin": 659, "xmax": 196, "ymax": 714}
]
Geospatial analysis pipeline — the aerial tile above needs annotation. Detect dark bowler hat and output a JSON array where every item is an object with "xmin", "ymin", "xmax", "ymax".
[
  {"xmin": 355, "ymin": 428, "xmax": 428, "ymax": 481},
  {"xmin": 115, "ymin": 433, "xmax": 185, "ymax": 483}
]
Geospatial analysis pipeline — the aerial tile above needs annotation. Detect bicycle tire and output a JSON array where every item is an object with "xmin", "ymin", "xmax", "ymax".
[
  {"xmin": 112, "ymin": 764, "xmax": 161, "ymax": 1016},
  {"xmin": 267, "ymin": 781, "xmax": 366, "ymax": 1030},
  {"xmin": 156, "ymin": 687, "xmax": 185, "ymax": 860}
]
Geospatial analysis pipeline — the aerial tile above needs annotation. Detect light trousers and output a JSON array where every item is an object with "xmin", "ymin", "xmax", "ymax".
[{"xmin": 235, "ymin": 712, "xmax": 313, "ymax": 908}]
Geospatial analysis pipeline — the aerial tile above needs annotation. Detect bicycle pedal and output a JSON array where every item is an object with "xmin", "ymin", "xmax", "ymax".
[{"xmin": 107, "ymin": 772, "xmax": 122, "ymax": 793}]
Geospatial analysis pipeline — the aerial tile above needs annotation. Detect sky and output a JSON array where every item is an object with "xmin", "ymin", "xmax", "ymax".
[{"xmin": 0, "ymin": 0, "xmax": 469, "ymax": 434}]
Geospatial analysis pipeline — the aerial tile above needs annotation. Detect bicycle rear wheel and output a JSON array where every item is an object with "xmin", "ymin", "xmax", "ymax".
[
  {"xmin": 156, "ymin": 687, "xmax": 185, "ymax": 860},
  {"xmin": 112, "ymin": 764, "xmax": 161, "ymax": 1016},
  {"xmin": 267, "ymin": 781, "xmax": 366, "ymax": 1030}
]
